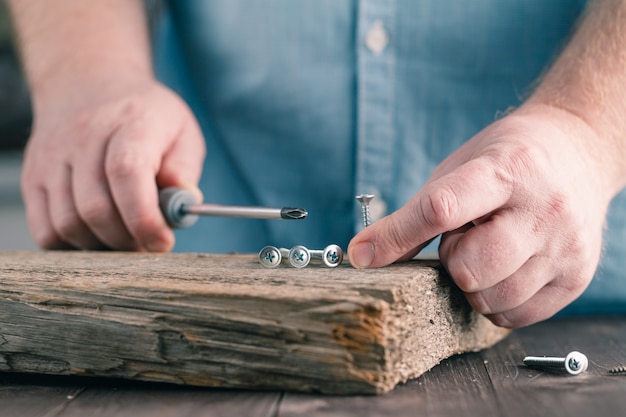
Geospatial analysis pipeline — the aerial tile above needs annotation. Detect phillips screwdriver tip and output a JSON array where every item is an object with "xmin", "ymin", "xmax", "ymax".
[{"xmin": 280, "ymin": 208, "xmax": 308, "ymax": 220}]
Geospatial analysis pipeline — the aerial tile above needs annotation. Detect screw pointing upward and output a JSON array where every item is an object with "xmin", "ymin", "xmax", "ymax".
[{"xmin": 355, "ymin": 194, "xmax": 375, "ymax": 228}]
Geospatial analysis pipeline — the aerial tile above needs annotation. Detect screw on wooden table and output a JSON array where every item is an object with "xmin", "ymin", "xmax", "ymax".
[
  {"xmin": 258, "ymin": 246, "xmax": 307, "ymax": 268},
  {"xmin": 523, "ymin": 351, "xmax": 588, "ymax": 375},
  {"xmin": 609, "ymin": 365, "xmax": 626, "ymax": 375},
  {"xmin": 258, "ymin": 245, "xmax": 284, "ymax": 268},
  {"xmin": 259, "ymin": 245, "xmax": 344, "ymax": 268},
  {"xmin": 286, "ymin": 245, "xmax": 311, "ymax": 268},
  {"xmin": 309, "ymin": 244, "xmax": 344, "ymax": 268}
]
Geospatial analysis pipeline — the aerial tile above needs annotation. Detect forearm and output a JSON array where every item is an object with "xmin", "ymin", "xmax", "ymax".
[
  {"xmin": 6, "ymin": 0, "xmax": 152, "ymax": 103},
  {"xmin": 526, "ymin": 0, "xmax": 626, "ymax": 193}
]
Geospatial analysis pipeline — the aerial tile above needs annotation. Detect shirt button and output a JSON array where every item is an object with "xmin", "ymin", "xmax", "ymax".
[{"xmin": 364, "ymin": 20, "xmax": 389, "ymax": 54}]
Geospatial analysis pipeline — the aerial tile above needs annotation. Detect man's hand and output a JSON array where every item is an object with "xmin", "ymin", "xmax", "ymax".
[
  {"xmin": 348, "ymin": 105, "xmax": 611, "ymax": 328},
  {"xmin": 349, "ymin": 0, "xmax": 626, "ymax": 328},
  {"xmin": 7, "ymin": 0, "xmax": 206, "ymax": 251},
  {"xmin": 22, "ymin": 79, "xmax": 206, "ymax": 251}
]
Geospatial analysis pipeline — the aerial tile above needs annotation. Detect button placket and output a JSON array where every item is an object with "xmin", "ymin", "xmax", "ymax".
[{"xmin": 355, "ymin": 0, "xmax": 396, "ymax": 232}]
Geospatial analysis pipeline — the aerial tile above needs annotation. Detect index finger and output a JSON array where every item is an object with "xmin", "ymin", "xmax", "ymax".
[
  {"xmin": 105, "ymin": 123, "xmax": 175, "ymax": 252},
  {"xmin": 348, "ymin": 158, "xmax": 513, "ymax": 268}
]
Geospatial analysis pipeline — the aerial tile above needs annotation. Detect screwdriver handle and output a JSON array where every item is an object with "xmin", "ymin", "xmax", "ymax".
[{"xmin": 158, "ymin": 187, "xmax": 199, "ymax": 229}]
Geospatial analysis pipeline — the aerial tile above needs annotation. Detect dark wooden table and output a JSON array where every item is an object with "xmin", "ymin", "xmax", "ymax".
[{"xmin": 0, "ymin": 316, "xmax": 624, "ymax": 417}]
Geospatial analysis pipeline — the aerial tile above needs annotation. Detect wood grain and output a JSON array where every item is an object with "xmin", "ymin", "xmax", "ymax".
[
  {"xmin": 0, "ymin": 251, "xmax": 509, "ymax": 394},
  {"xmin": 278, "ymin": 317, "xmax": 626, "ymax": 416},
  {"xmin": 0, "ymin": 318, "xmax": 623, "ymax": 416}
]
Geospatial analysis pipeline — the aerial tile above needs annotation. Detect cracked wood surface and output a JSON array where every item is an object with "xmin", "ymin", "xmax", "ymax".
[
  {"xmin": 0, "ymin": 251, "xmax": 509, "ymax": 394},
  {"xmin": 0, "ymin": 317, "xmax": 622, "ymax": 417}
]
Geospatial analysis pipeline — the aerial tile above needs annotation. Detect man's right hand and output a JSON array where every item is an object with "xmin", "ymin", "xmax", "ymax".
[
  {"xmin": 6, "ymin": 0, "xmax": 206, "ymax": 251},
  {"xmin": 22, "ymin": 79, "xmax": 206, "ymax": 251}
]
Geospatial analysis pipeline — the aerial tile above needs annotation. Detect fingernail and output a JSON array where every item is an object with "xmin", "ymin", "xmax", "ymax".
[{"xmin": 350, "ymin": 242, "xmax": 375, "ymax": 268}]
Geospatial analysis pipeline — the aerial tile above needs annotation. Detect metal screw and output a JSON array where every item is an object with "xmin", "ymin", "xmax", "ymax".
[
  {"xmin": 258, "ymin": 246, "xmax": 285, "ymax": 268},
  {"xmin": 609, "ymin": 365, "xmax": 626, "ymax": 375},
  {"xmin": 287, "ymin": 245, "xmax": 310, "ymax": 268},
  {"xmin": 259, "ymin": 245, "xmax": 343, "ymax": 268},
  {"xmin": 310, "ymin": 244, "xmax": 344, "ymax": 268},
  {"xmin": 523, "ymin": 351, "xmax": 588, "ymax": 375},
  {"xmin": 355, "ymin": 194, "xmax": 375, "ymax": 228}
]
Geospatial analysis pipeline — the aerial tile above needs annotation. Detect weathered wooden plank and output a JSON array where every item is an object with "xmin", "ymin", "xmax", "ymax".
[
  {"xmin": 0, "ymin": 251, "xmax": 509, "ymax": 394},
  {"xmin": 278, "ymin": 317, "xmax": 626, "ymax": 416},
  {"xmin": 279, "ymin": 352, "xmax": 501, "ymax": 417}
]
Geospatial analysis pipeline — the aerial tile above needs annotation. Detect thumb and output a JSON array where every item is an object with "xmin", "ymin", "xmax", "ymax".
[
  {"xmin": 156, "ymin": 120, "xmax": 206, "ymax": 203},
  {"xmin": 348, "ymin": 159, "xmax": 510, "ymax": 268},
  {"xmin": 348, "ymin": 208, "xmax": 428, "ymax": 268}
]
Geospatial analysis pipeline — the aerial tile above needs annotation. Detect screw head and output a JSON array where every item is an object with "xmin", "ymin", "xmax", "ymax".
[
  {"xmin": 565, "ymin": 351, "xmax": 588, "ymax": 375},
  {"xmin": 288, "ymin": 245, "xmax": 311, "ymax": 268},
  {"xmin": 322, "ymin": 244, "xmax": 343, "ymax": 267},
  {"xmin": 355, "ymin": 194, "xmax": 375, "ymax": 205},
  {"xmin": 258, "ymin": 246, "xmax": 281, "ymax": 268}
]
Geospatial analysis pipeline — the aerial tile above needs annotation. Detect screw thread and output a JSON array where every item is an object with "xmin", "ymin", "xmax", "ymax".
[
  {"xmin": 523, "ymin": 351, "xmax": 587, "ymax": 375},
  {"xmin": 609, "ymin": 366, "xmax": 626, "ymax": 374},
  {"xmin": 523, "ymin": 356, "xmax": 565, "ymax": 367},
  {"xmin": 355, "ymin": 194, "xmax": 374, "ymax": 228},
  {"xmin": 361, "ymin": 205, "xmax": 371, "ymax": 228}
]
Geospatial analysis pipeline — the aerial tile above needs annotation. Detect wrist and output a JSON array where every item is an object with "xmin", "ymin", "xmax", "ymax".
[
  {"xmin": 515, "ymin": 101, "xmax": 626, "ymax": 198},
  {"xmin": 519, "ymin": 0, "xmax": 626, "ymax": 196},
  {"xmin": 29, "ymin": 60, "xmax": 154, "ymax": 113}
]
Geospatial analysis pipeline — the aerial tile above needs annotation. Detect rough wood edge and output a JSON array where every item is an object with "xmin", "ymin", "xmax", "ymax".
[{"xmin": 386, "ymin": 264, "xmax": 510, "ymax": 391}]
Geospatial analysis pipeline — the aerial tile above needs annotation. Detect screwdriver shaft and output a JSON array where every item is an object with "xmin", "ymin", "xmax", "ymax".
[
  {"xmin": 182, "ymin": 203, "xmax": 307, "ymax": 220},
  {"xmin": 159, "ymin": 187, "xmax": 308, "ymax": 228}
]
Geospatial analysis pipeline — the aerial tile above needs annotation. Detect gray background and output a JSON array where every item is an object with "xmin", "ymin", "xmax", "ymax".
[
  {"xmin": 0, "ymin": 3, "xmax": 37, "ymax": 250},
  {"xmin": 0, "ymin": 152, "xmax": 35, "ymax": 250}
]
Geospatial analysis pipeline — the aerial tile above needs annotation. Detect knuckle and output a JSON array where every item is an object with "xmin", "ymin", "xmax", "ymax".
[
  {"xmin": 53, "ymin": 214, "xmax": 83, "ymax": 244},
  {"xmin": 466, "ymin": 291, "xmax": 492, "ymax": 315},
  {"xmin": 486, "ymin": 312, "xmax": 516, "ymax": 329},
  {"xmin": 551, "ymin": 268, "xmax": 593, "ymax": 303},
  {"xmin": 379, "ymin": 214, "xmax": 416, "ymax": 255},
  {"xmin": 105, "ymin": 147, "xmax": 146, "ymax": 180},
  {"xmin": 487, "ymin": 141, "xmax": 541, "ymax": 185},
  {"xmin": 127, "ymin": 213, "xmax": 157, "ymax": 234},
  {"xmin": 78, "ymin": 197, "xmax": 111, "ymax": 224},
  {"xmin": 125, "ymin": 211, "xmax": 165, "ymax": 243},
  {"xmin": 563, "ymin": 261, "xmax": 594, "ymax": 295},
  {"xmin": 446, "ymin": 256, "xmax": 480, "ymax": 292},
  {"xmin": 421, "ymin": 185, "xmax": 461, "ymax": 231},
  {"xmin": 488, "ymin": 307, "xmax": 543, "ymax": 329}
]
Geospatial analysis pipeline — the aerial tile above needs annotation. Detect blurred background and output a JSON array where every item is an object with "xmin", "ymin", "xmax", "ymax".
[{"xmin": 0, "ymin": 2, "xmax": 37, "ymax": 250}]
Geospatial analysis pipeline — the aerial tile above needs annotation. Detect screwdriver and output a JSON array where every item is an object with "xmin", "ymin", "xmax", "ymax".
[{"xmin": 158, "ymin": 187, "xmax": 308, "ymax": 228}]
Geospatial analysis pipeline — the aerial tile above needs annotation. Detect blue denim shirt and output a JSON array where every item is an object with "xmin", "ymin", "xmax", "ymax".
[{"xmin": 154, "ymin": 0, "xmax": 626, "ymax": 314}]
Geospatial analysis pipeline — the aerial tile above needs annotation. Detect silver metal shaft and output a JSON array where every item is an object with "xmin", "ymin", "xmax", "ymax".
[
  {"xmin": 523, "ymin": 351, "xmax": 588, "ymax": 375},
  {"xmin": 182, "ymin": 204, "xmax": 307, "ymax": 220},
  {"xmin": 159, "ymin": 187, "xmax": 308, "ymax": 229}
]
